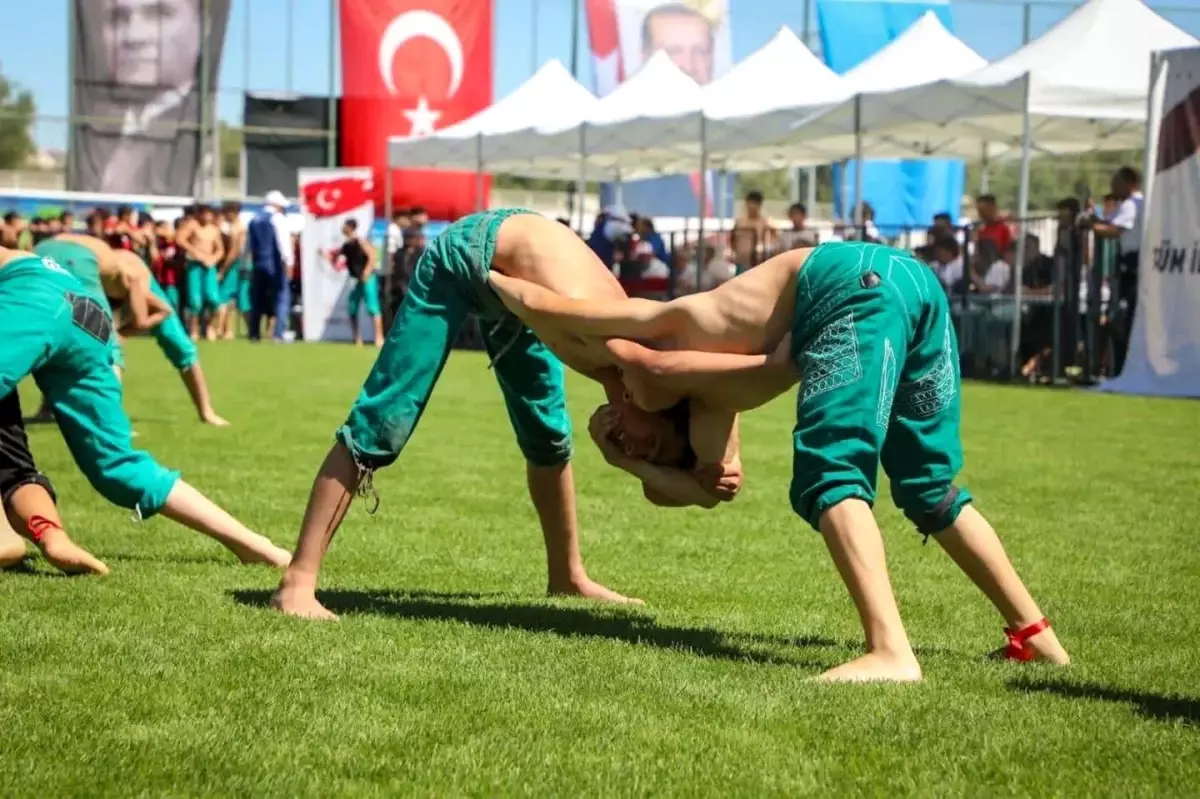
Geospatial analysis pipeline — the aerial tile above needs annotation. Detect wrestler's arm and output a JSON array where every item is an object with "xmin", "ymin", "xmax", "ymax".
[
  {"xmin": 122, "ymin": 271, "xmax": 170, "ymax": 331},
  {"xmin": 488, "ymin": 271, "xmax": 683, "ymax": 340},
  {"xmin": 589, "ymin": 409, "xmax": 720, "ymax": 509},
  {"xmin": 607, "ymin": 337, "xmax": 797, "ymax": 414}
]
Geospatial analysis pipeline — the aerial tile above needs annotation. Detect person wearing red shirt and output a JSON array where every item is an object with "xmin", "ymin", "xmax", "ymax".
[{"xmin": 974, "ymin": 194, "xmax": 1013, "ymax": 258}]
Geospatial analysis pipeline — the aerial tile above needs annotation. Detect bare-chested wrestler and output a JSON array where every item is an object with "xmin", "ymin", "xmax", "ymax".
[
  {"xmin": 272, "ymin": 209, "xmax": 754, "ymax": 621},
  {"xmin": 181, "ymin": 205, "xmax": 225, "ymax": 341},
  {"xmin": 486, "ymin": 239, "xmax": 1071, "ymax": 683},
  {"xmin": 0, "ymin": 242, "xmax": 290, "ymax": 568}
]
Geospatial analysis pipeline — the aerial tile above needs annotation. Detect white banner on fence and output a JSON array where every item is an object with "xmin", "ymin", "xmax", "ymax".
[
  {"xmin": 298, "ymin": 167, "xmax": 376, "ymax": 342},
  {"xmin": 1101, "ymin": 47, "xmax": 1200, "ymax": 399}
]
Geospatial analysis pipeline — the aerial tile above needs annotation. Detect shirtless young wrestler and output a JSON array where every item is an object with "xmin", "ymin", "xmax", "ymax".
[
  {"xmin": 0, "ymin": 244, "xmax": 290, "ymax": 568},
  {"xmin": 181, "ymin": 205, "xmax": 226, "ymax": 341},
  {"xmin": 216, "ymin": 203, "xmax": 249, "ymax": 339},
  {"xmin": 272, "ymin": 209, "xmax": 747, "ymax": 621},
  {"xmin": 105, "ymin": 250, "xmax": 230, "ymax": 426},
  {"xmin": 487, "ymin": 240, "xmax": 1071, "ymax": 683}
]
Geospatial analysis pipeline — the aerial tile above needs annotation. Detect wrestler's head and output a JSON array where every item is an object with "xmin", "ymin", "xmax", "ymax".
[{"xmin": 602, "ymin": 400, "xmax": 695, "ymax": 469}]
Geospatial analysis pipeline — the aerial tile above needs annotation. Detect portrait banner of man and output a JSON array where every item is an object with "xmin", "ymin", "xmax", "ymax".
[
  {"xmin": 585, "ymin": 0, "xmax": 733, "ymax": 217},
  {"xmin": 70, "ymin": 0, "xmax": 232, "ymax": 196}
]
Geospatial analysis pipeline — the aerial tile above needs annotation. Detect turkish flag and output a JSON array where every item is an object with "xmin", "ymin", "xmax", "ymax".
[{"xmin": 339, "ymin": 0, "xmax": 493, "ymax": 220}]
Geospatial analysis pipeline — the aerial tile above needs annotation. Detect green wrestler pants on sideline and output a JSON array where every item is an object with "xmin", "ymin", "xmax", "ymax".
[
  {"xmin": 0, "ymin": 256, "xmax": 179, "ymax": 517},
  {"xmin": 186, "ymin": 261, "xmax": 222, "ymax": 314},
  {"xmin": 788, "ymin": 241, "xmax": 971, "ymax": 535},
  {"xmin": 347, "ymin": 274, "xmax": 381, "ymax": 318},
  {"xmin": 337, "ymin": 209, "xmax": 572, "ymax": 473}
]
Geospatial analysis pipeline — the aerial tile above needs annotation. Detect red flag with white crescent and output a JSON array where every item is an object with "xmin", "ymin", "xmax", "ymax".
[{"xmin": 339, "ymin": 0, "xmax": 493, "ymax": 220}]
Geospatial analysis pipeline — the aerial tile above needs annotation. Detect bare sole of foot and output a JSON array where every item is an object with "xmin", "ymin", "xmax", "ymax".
[
  {"xmin": 549, "ymin": 580, "xmax": 645, "ymax": 605},
  {"xmin": 40, "ymin": 541, "xmax": 110, "ymax": 576},
  {"xmin": 270, "ymin": 589, "xmax": 339, "ymax": 621},
  {"xmin": 815, "ymin": 652, "xmax": 923, "ymax": 684},
  {"xmin": 228, "ymin": 539, "xmax": 292, "ymax": 568}
]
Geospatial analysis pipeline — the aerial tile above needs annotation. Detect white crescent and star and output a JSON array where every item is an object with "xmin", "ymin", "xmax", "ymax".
[
  {"xmin": 314, "ymin": 188, "xmax": 340, "ymax": 212},
  {"xmin": 377, "ymin": 10, "xmax": 464, "ymax": 138}
]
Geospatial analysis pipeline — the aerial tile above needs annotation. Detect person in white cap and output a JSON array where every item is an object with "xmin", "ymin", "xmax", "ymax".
[{"xmin": 246, "ymin": 191, "xmax": 295, "ymax": 341}]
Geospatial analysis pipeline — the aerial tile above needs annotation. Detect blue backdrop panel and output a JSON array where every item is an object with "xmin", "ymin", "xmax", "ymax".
[{"xmin": 817, "ymin": 0, "xmax": 964, "ymax": 232}]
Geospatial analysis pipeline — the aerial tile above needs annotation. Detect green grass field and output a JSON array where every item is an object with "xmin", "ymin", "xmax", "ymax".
[{"xmin": 3, "ymin": 339, "xmax": 1198, "ymax": 797}]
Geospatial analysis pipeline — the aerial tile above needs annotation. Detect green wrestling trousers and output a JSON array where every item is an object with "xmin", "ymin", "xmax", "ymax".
[
  {"xmin": 0, "ymin": 256, "xmax": 179, "ymax": 517},
  {"xmin": 347, "ymin": 274, "xmax": 381, "ymax": 318},
  {"xmin": 150, "ymin": 276, "xmax": 199, "ymax": 370},
  {"xmin": 788, "ymin": 241, "xmax": 972, "ymax": 535},
  {"xmin": 337, "ymin": 209, "xmax": 573, "ymax": 474},
  {"xmin": 186, "ymin": 261, "xmax": 222, "ymax": 314}
]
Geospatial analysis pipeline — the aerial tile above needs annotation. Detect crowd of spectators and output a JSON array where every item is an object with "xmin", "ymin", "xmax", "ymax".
[{"xmin": 573, "ymin": 164, "xmax": 1143, "ymax": 384}]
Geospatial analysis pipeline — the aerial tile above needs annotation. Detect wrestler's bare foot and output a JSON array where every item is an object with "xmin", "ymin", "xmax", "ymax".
[
  {"xmin": 549, "ymin": 577, "xmax": 644, "ymax": 605},
  {"xmin": 0, "ymin": 539, "xmax": 27, "ymax": 569},
  {"xmin": 816, "ymin": 651, "xmax": 923, "ymax": 684},
  {"xmin": 270, "ymin": 586, "xmax": 339, "ymax": 621},
  {"xmin": 226, "ymin": 536, "xmax": 291, "ymax": 568},
  {"xmin": 200, "ymin": 411, "xmax": 231, "ymax": 427},
  {"xmin": 37, "ymin": 536, "xmax": 110, "ymax": 576},
  {"xmin": 1024, "ymin": 628, "xmax": 1071, "ymax": 665}
]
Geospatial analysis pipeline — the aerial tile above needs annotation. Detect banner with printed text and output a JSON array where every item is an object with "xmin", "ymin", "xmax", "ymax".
[
  {"xmin": 299, "ymin": 167, "xmax": 376, "ymax": 342},
  {"xmin": 1101, "ymin": 46, "xmax": 1200, "ymax": 398}
]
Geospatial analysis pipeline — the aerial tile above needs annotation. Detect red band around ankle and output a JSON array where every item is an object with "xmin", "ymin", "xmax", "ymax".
[
  {"xmin": 26, "ymin": 515, "xmax": 62, "ymax": 545},
  {"xmin": 1003, "ymin": 617, "xmax": 1051, "ymax": 662}
]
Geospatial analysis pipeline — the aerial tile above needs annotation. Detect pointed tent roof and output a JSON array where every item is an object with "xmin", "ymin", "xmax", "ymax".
[
  {"xmin": 705, "ymin": 27, "xmax": 846, "ymax": 119},
  {"xmin": 961, "ymin": 0, "xmax": 1197, "ymax": 117},
  {"xmin": 388, "ymin": 59, "xmax": 597, "ymax": 171},
  {"xmin": 841, "ymin": 11, "xmax": 986, "ymax": 93},
  {"xmin": 586, "ymin": 50, "xmax": 704, "ymax": 126}
]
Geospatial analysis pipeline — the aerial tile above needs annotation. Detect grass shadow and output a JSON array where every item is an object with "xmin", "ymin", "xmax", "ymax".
[
  {"xmin": 233, "ymin": 588, "xmax": 836, "ymax": 668},
  {"xmin": 103, "ymin": 553, "xmax": 250, "ymax": 566},
  {"xmin": 1010, "ymin": 677, "xmax": 1200, "ymax": 727}
]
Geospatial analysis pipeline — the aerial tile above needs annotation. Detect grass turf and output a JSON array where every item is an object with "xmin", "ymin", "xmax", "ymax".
[{"xmin": 2, "ymin": 338, "xmax": 1199, "ymax": 797}]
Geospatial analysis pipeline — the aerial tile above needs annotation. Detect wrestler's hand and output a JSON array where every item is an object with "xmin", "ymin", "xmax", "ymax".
[{"xmin": 694, "ymin": 459, "xmax": 743, "ymax": 502}]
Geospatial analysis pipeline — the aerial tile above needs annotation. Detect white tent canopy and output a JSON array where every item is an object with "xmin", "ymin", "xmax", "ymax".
[
  {"xmin": 789, "ymin": 0, "xmax": 1198, "ymax": 162},
  {"xmin": 702, "ymin": 27, "xmax": 848, "ymax": 159},
  {"xmin": 841, "ymin": 11, "xmax": 985, "ymax": 93},
  {"xmin": 386, "ymin": 60, "xmax": 597, "ymax": 174}
]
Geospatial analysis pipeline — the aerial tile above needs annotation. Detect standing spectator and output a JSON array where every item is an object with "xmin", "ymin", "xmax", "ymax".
[
  {"xmin": 409, "ymin": 206, "xmax": 429, "ymax": 228},
  {"xmin": 59, "ymin": 211, "xmax": 75, "ymax": 234},
  {"xmin": 730, "ymin": 190, "xmax": 775, "ymax": 270},
  {"xmin": 974, "ymin": 194, "xmax": 1013, "ymax": 255},
  {"xmin": 932, "ymin": 236, "xmax": 965, "ymax": 293},
  {"xmin": 216, "ymin": 202, "xmax": 249, "ymax": 340},
  {"xmin": 387, "ymin": 224, "xmax": 425, "ymax": 327},
  {"xmin": 1088, "ymin": 166, "xmax": 1143, "ymax": 375},
  {"xmin": 845, "ymin": 202, "xmax": 881, "ymax": 243},
  {"xmin": 1, "ymin": 212, "xmax": 22, "ymax": 248},
  {"xmin": 247, "ymin": 191, "xmax": 295, "ymax": 342},
  {"xmin": 334, "ymin": 218, "xmax": 383, "ymax": 348},
  {"xmin": 386, "ymin": 208, "xmax": 409, "ymax": 273},
  {"xmin": 633, "ymin": 215, "xmax": 669, "ymax": 265},
  {"xmin": 777, "ymin": 202, "xmax": 816, "ymax": 250}
]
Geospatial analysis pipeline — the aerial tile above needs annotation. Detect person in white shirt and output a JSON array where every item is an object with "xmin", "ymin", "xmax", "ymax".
[
  {"xmin": 1088, "ymin": 166, "xmax": 1143, "ymax": 374},
  {"xmin": 247, "ymin": 190, "xmax": 297, "ymax": 341},
  {"xmin": 385, "ymin": 209, "xmax": 409, "ymax": 272},
  {"xmin": 932, "ymin": 236, "xmax": 965, "ymax": 293},
  {"xmin": 972, "ymin": 240, "xmax": 1012, "ymax": 294}
]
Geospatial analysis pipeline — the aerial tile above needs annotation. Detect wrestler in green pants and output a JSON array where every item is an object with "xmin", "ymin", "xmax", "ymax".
[
  {"xmin": 338, "ymin": 209, "xmax": 572, "ymax": 474},
  {"xmin": 33, "ymin": 238, "xmax": 126, "ymax": 370},
  {"xmin": 220, "ymin": 259, "xmax": 252, "ymax": 314},
  {"xmin": 187, "ymin": 260, "xmax": 222, "ymax": 316},
  {"xmin": 788, "ymin": 241, "xmax": 972, "ymax": 534},
  {"xmin": 0, "ymin": 256, "xmax": 179, "ymax": 516},
  {"xmin": 347, "ymin": 273, "xmax": 381, "ymax": 319}
]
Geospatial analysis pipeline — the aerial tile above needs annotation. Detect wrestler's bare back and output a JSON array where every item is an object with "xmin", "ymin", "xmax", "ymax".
[{"xmin": 491, "ymin": 214, "xmax": 628, "ymax": 381}]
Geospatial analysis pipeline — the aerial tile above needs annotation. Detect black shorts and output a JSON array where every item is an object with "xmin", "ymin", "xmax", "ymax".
[{"xmin": 0, "ymin": 391, "xmax": 55, "ymax": 506}]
